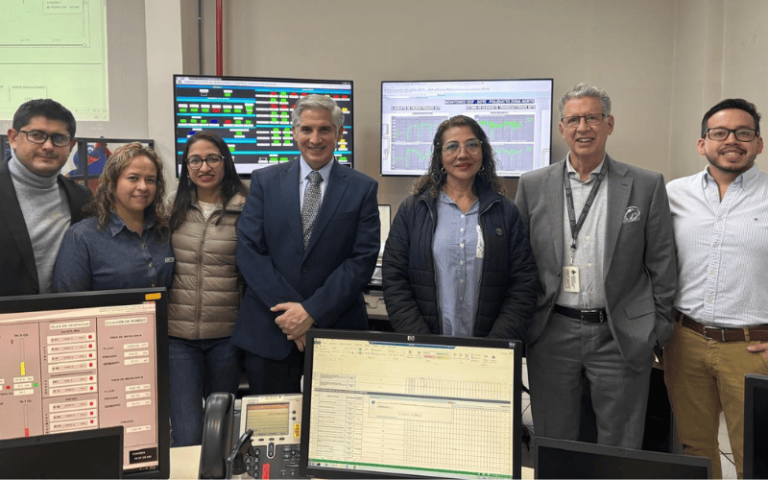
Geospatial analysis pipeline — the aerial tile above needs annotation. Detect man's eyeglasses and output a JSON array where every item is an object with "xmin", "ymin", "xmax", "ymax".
[
  {"xmin": 441, "ymin": 140, "xmax": 483, "ymax": 156},
  {"xmin": 704, "ymin": 127, "xmax": 759, "ymax": 142},
  {"xmin": 18, "ymin": 129, "xmax": 73, "ymax": 147},
  {"xmin": 560, "ymin": 114, "xmax": 606, "ymax": 129},
  {"xmin": 186, "ymin": 155, "xmax": 224, "ymax": 169}
]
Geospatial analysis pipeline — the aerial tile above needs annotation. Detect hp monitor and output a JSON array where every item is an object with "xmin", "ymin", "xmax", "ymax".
[
  {"xmin": 534, "ymin": 437, "xmax": 711, "ymax": 479},
  {"xmin": 0, "ymin": 426, "xmax": 123, "ymax": 479},
  {"xmin": 0, "ymin": 288, "xmax": 170, "ymax": 479},
  {"xmin": 300, "ymin": 329, "xmax": 523, "ymax": 479},
  {"xmin": 381, "ymin": 79, "xmax": 553, "ymax": 177},
  {"xmin": 744, "ymin": 373, "xmax": 768, "ymax": 479},
  {"xmin": 174, "ymin": 74, "xmax": 353, "ymax": 176}
]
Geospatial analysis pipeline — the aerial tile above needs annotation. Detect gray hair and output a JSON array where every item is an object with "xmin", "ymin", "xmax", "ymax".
[
  {"xmin": 559, "ymin": 83, "xmax": 612, "ymax": 118},
  {"xmin": 291, "ymin": 94, "xmax": 344, "ymax": 131}
]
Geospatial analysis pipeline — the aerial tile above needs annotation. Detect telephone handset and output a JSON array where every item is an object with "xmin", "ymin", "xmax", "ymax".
[
  {"xmin": 199, "ymin": 392, "xmax": 236, "ymax": 479},
  {"xmin": 239, "ymin": 393, "xmax": 304, "ymax": 479}
]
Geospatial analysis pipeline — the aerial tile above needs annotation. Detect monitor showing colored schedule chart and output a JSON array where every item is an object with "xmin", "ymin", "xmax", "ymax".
[
  {"xmin": 174, "ymin": 75, "xmax": 354, "ymax": 176},
  {"xmin": 381, "ymin": 79, "xmax": 553, "ymax": 177}
]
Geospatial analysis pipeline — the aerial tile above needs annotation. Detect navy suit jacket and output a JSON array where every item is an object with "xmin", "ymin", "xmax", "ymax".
[
  {"xmin": 233, "ymin": 159, "xmax": 380, "ymax": 360},
  {"xmin": 0, "ymin": 159, "xmax": 91, "ymax": 296}
]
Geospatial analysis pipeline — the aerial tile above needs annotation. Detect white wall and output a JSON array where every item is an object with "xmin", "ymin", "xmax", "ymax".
[
  {"xmin": 8, "ymin": 0, "xmax": 768, "ymax": 206},
  {"xmin": 214, "ymin": 0, "xmax": 686, "ymax": 208}
]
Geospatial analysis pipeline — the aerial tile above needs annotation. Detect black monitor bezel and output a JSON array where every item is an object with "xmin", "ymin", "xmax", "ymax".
[
  {"xmin": 533, "ymin": 437, "xmax": 712, "ymax": 479},
  {"xmin": 173, "ymin": 73, "xmax": 355, "ymax": 178},
  {"xmin": 379, "ymin": 78, "xmax": 554, "ymax": 178},
  {"xmin": 744, "ymin": 373, "xmax": 768, "ymax": 480},
  {"xmin": 0, "ymin": 288, "xmax": 171, "ymax": 479},
  {"xmin": 299, "ymin": 329, "xmax": 523, "ymax": 479},
  {"xmin": 0, "ymin": 425, "xmax": 124, "ymax": 479}
]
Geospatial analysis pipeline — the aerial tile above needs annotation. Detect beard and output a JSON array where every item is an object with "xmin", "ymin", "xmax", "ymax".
[{"xmin": 705, "ymin": 147, "xmax": 756, "ymax": 175}]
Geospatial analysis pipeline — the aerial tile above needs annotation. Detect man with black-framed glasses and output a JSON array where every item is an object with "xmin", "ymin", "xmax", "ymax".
[
  {"xmin": 1, "ymin": 99, "xmax": 90, "ymax": 296},
  {"xmin": 665, "ymin": 98, "xmax": 768, "ymax": 479}
]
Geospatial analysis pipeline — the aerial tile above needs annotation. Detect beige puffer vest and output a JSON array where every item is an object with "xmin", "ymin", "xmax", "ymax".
[{"xmin": 167, "ymin": 194, "xmax": 245, "ymax": 339}]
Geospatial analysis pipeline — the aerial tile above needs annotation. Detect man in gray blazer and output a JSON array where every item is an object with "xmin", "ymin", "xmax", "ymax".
[{"xmin": 515, "ymin": 83, "xmax": 676, "ymax": 448}]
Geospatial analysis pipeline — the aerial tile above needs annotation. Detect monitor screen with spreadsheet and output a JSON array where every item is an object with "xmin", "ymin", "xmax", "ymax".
[
  {"xmin": 380, "ymin": 79, "xmax": 553, "ymax": 177},
  {"xmin": 299, "ymin": 329, "xmax": 522, "ymax": 479}
]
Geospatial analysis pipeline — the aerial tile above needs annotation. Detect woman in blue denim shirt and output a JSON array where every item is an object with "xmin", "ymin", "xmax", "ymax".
[{"xmin": 51, "ymin": 143, "xmax": 174, "ymax": 292}]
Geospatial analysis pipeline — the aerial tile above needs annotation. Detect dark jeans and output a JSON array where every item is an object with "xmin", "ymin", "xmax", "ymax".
[
  {"xmin": 168, "ymin": 336, "xmax": 242, "ymax": 446},
  {"xmin": 245, "ymin": 348, "xmax": 304, "ymax": 395}
]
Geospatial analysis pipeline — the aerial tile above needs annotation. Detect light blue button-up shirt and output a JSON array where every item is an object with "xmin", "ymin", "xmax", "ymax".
[
  {"xmin": 667, "ymin": 164, "xmax": 768, "ymax": 327},
  {"xmin": 433, "ymin": 192, "xmax": 482, "ymax": 337}
]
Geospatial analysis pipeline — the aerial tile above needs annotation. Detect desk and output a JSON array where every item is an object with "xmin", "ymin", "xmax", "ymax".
[
  {"xmin": 170, "ymin": 445, "xmax": 202, "ymax": 479},
  {"xmin": 169, "ymin": 445, "xmax": 533, "ymax": 479}
]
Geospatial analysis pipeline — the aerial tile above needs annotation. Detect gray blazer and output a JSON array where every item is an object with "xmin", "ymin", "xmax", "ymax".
[{"xmin": 515, "ymin": 155, "xmax": 676, "ymax": 371}]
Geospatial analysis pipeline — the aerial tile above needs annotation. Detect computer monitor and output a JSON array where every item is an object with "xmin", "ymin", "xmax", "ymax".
[
  {"xmin": 174, "ymin": 74, "xmax": 354, "ymax": 176},
  {"xmin": 300, "ymin": 329, "xmax": 523, "ymax": 479},
  {"xmin": 534, "ymin": 437, "xmax": 711, "ymax": 479},
  {"xmin": 0, "ymin": 288, "xmax": 170, "ymax": 479},
  {"xmin": 380, "ymin": 79, "xmax": 553, "ymax": 177},
  {"xmin": 744, "ymin": 373, "xmax": 768, "ymax": 479},
  {"xmin": 0, "ymin": 425, "xmax": 123, "ymax": 479}
]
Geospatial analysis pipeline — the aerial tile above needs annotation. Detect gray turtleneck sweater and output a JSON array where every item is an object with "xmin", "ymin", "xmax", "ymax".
[{"xmin": 9, "ymin": 151, "xmax": 72, "ymax": 293}]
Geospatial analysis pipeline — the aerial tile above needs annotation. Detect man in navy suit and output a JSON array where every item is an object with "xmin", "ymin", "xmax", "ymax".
[{"xmin": 234, "ymin": 94, "xmax": 380, "ymax": 394}]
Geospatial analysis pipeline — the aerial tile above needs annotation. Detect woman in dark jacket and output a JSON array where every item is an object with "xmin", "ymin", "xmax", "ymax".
[{"xmin": 382, "ymin": 115, "xmax": 538, "ymax": 340}]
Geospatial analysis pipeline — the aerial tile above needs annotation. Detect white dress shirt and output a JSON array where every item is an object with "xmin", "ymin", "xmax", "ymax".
[{"xmin": 667, "ymin": 164, "xmax": 768, "ymax": 327}]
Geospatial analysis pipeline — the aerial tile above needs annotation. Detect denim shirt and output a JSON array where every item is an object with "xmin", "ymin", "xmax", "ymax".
[
  {"xmin": 51, "ymin": 214, "xmax": 175, "ymax": 293},
  {"xmin": 433, "ymin": 192, "xmax": 482, "ymax": 337}
]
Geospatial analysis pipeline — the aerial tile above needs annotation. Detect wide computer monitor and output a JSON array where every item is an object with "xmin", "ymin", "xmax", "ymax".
[
  {"xmin": 0, "ymin": 426, "xmax": 124, "ymax": 479},
  {"xmin": 173, "ymin": 74, "xmax": 354, "ymax": 176},
  {"xmin": 0, "ymin": 288, "xmax": 170, "ymax": 479},
  {"xmin": 534, "ymin": 437, "xmax": 711, "ymax": 479},
  {"xmin": 744, "ymin": 373, "xmax": 768, "ymax": 479},
  {"xmin": 300, "ymin": 329, "xmax": 523, "ymax": 479},
  {"xmin": 380, "ymin": 79, "xmax": 553, "ymax": 177}
]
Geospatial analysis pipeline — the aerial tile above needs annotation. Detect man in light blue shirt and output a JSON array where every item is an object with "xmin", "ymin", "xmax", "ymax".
[{"xmin": 665, "ymin": 98, "xmax": 768, "ymax": 479}]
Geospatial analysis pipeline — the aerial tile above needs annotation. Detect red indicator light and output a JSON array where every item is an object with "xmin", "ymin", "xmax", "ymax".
[
  {"xmin": 90, "ymin": 402, "xmax": 94, "ymax": 406},
  {"xmin": 89, "ymin": 363, "xmax": 93, "ymax": 367},
  {"xmin": 89, "ymin": 344, "xmax": 92, "ymax": 348},
  {"xmin": 90, "ymin": 377, "xmax": 93, "ymax": 380},
  {"xmin": 25, "ymin": 428, "xmax": 30, "ymax": 437},
  {"xmin": 88, "ymin": 335, "xmax": 92, "ymax": 339},
  {"xmin": 5, "ymin": 386, "xmax": 9, "ymax": 390},
  {"xmin": 90, "ymin": 387, "xmax": 94, "ymax": 390},
  {"xmin": 90, "ymin": 420, "xmax": 94, "ymax": 424}
]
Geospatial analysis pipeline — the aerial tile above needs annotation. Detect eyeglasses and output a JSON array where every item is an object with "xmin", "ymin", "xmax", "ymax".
[
  {"xmin": 186, "ymin": 155, "xmax": 224, "ymax": 169},
  {"xmin": 560, "ymin": 114, "xmax": 606, "ymax": 129},
  {"xmin": 704, "ymin": 127, "xmax": 759, "ymax": 142},
  {"xmin": 18, "ymin": 129, "xmax": 73, "ymax": 147},
  {"xmin": 441, "ymin": 140, "xmax": 483, "ymax": 156}
]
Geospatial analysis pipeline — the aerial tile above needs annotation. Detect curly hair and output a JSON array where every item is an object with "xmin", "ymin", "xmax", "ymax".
[
  {"xmin": 86, "ymin": 142, "xmax": 169, "ymax": 241},
  {"xmin": 412, "ymin": 115, "xmax": 504, "ymax": 197},
  {"xmin": 170, "ymin": 131, "xmax": 247, "ymax": 232}
]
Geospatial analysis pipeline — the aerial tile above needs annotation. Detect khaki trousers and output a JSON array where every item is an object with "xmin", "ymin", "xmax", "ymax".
[{"xmin": 664, "ymin": 322, "xmax": 768, "ymax": 479}]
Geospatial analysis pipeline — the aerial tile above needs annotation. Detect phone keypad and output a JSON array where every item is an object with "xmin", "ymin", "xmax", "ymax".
[{"xmin": 248, "ymin": 445, "xmax": 302, "ymax": 479}]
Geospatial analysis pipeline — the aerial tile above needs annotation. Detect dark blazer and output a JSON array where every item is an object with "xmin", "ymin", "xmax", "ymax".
[
  {"xmin": 0, "ymin": 159, "xmax": 91, "ymax": 296},
  {"xmin": 233, "ymin": 160, "xmax": 380, "ymax": 360},
  {"xmin": 382, "ymin": 183, "xmax": 538, "ymax": 341},
  {"xmin": 514, "ymin": 155, "xmax": 677, "ymax": 370}
]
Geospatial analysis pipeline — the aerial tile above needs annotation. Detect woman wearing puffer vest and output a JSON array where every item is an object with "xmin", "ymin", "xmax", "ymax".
[{"xmin": 167, "ymin": 131, "xmax": 248, "ymax": 446}]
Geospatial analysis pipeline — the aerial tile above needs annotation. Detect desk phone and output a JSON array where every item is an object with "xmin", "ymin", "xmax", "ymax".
[{"xmin": 239, "ymin": 394, "xmax": 303, "ymax": 479}]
